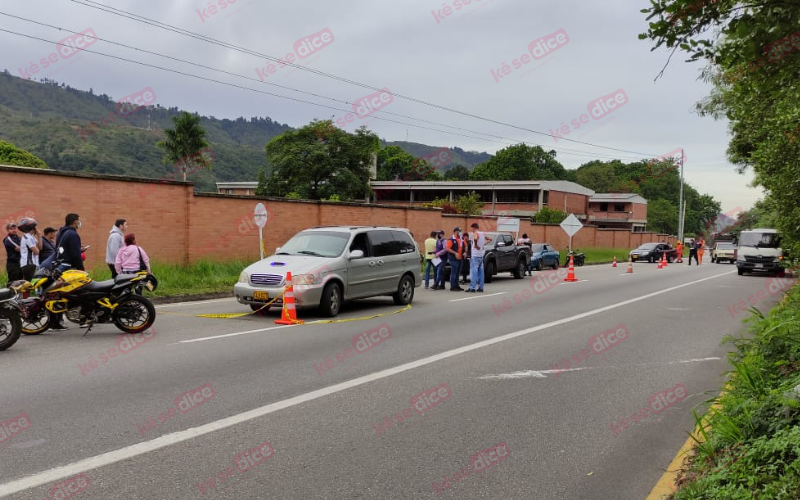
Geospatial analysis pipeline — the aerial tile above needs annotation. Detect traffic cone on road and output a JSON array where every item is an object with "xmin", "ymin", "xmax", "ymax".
[
  {"xmin": 662, "ymin": 252, "xmax": 668, "ymax": 268},
  {"xmin": 564, "ymin": 254, "xmax": 579, "ymax": 282},
  {"xmin": 626, "ymin": 256, "xmax": 633, "ymax": 274},
  {"xmin": 657, "ymin": 256, "xmax": 663, "ymax": 269},
  {"xmin": 275, "ymin": 272, "xmax": 304, "ymax": 325},
  {"xmin": 612, "ymin": 256, "xmax": 617, "ymax": 268}
]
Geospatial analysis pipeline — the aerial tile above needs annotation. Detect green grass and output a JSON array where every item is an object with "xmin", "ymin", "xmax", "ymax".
[
  {"xmin": 1, "ymin": 259, "xmax": 248, "ymax": 298},
  {"xmin": 579, "ymin": 248, "xmax": 631, "ymax": 264}
]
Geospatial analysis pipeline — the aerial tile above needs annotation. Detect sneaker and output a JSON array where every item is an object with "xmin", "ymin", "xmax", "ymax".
[
  {"xmin": 50, "ymin": 324, "xmax": 68, "ymax": 331},
  {"xmin": 477, "ymin": 289, "xmax": 484, "ymax": 293},
  {"xmin": 465, "ymin": 289, "xmax": 475, "ymax": 293},
  {"xmin": 451, "ymin": 287, "xmax": 463, "ymax": 292}
]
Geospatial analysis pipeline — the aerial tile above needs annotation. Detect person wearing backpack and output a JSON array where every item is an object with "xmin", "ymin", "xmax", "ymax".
[{"xmin": 115, "ymin": 234, "xmax": 151, "ymax": 274}]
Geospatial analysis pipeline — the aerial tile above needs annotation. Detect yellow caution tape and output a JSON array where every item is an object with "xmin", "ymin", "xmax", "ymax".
[
  {"xmin": 306, "ymin": 304, "xmax": 411, "ymax": 324},
  {"xmin": 197, "ymin": 294, "xmax": 282, "ymax": 319}
]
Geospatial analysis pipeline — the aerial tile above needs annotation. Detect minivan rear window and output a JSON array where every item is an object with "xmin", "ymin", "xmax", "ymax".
[{"xmin": 369, "ymin": 230, "xmax": 399, "ymax": 257}]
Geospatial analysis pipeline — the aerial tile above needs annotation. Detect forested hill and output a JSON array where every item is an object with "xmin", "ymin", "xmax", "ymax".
[{"xmin": 0, "ymin": 72, "xmax": 492, "ymax": 191}]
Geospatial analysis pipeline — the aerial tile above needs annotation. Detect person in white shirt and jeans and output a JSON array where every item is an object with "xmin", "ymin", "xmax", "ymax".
[
  {"xmin": 466, "ymin": 223, "xmax": 491, "ymax": 293},
  {"xmin": 17, "ymin": 218, "xmax": 41, "ymax": 282}
]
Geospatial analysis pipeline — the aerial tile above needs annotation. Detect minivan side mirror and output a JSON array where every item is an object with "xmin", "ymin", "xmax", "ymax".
[{"xmin": 350, "ymin": 249, "xmax": 364, "ymax": 259}]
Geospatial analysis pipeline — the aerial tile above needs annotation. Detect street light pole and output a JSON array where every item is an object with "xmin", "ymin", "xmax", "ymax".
[{"xmin": 678, "ymin": 149, "xmax": 685, "ymax": 243}]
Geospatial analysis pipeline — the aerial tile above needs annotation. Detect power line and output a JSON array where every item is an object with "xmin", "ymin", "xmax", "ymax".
[
  {"xmin": 68, "ymin": 0, "xmax": 660, "ymax": 158},
  {"xmin": 0, "ymin": 16, "xmax": 649, "ymax": 162}
]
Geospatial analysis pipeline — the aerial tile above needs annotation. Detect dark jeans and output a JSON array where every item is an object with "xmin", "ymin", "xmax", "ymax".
[
  {"xmin": 108, "ymin": 263, "xmax": 118, "ymax": 279},
  {"xmin": 434, "ymin": 262, "xmax": 444, "ymax": 287},
  {"xmin": 688, "ymin": 249, "xmax": 698, "ymax": 265},
  {"xmin": 6, "ymin": 262, "xmax": 21, "ymax": 284},
  {"xmin": 461, "ymin": 257, "xmax": 470, "ymax": 281},
  {"xmin": 21, "ymin": 264, "xmax": 36, "ymax": 281},
  {"xmin": 424, "ymin": 260, "xmax": 434, "ymax": 287},
  {"xmin": 449, "ymin": 260, "xmax": 461, "ymax": 289}
]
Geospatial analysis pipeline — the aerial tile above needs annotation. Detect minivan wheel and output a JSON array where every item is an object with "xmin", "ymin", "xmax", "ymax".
[
  {"xmin": 393, "ymin": 275, "xmax": 415, "ymax": 305},
  {"xmin": 319, "ymin": 282, "xmax": 342, "ymax": 317}
]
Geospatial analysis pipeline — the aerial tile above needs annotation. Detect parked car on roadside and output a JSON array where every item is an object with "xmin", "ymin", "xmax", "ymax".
[
  {"xmin": 443, "ymin": 232, "xmax": 531, "ymax": 283},
  {"xmin": 234, "ymin": 226, "xmax": 421, "ymax": 317},
  {"xmin": 629, "ymin": 242, "xmax": 678, "ymax": 263},
  {"xmin": 711, "ymin": 242, "xmax": 737, "ymax": 264},
  {"xmin": 530, "ymin": 243, "xmax": 560, "ymax": 271}
]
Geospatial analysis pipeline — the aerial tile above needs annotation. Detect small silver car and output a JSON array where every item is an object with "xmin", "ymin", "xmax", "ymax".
[{"xmin": 234, "ymin": 226, "xmax": 421, "ymax": 317}]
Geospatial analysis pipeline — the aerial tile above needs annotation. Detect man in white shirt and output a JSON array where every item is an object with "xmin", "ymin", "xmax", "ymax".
[
  {"xmin": 466, "ymin": 223, "xmax": 491, "ymax": 293},
  {"xmin": 18, "ymin": 221, "xmax": 41, "ymax": 281}
]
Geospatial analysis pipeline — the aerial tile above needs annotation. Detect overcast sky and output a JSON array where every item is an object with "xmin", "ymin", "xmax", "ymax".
[{"xmin": 1, "ymin": 0, "xmax": 761, "ymax": 214}]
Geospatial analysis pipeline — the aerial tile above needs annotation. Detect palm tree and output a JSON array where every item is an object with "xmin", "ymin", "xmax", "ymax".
[{"xmin": 156, "ymin": 112, "xmax": 211, "ymax": 181}]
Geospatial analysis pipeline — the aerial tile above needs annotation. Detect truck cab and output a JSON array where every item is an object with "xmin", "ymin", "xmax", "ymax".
[{"xmin": 736, "ymin": 228, "xmax": 784, "ymax": 276}]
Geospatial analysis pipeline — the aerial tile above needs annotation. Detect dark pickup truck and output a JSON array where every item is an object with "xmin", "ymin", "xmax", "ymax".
[{"xmin": 444, "ymin": 232, "xmax": 531, "ymax": 283}]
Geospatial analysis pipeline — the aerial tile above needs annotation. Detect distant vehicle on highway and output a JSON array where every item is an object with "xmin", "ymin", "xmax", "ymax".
[
  {"xmin": 711, "ymin": 242, "xmax": 737, "ymax": 264},
  {"xmin": 629, "ymin": 242, "xmax": 677, "ymax": 263},
  {"xmin": 234, "ymin": 226, "xmax": 421, "ymax": 317},
  {"xmin": 443, "ymin": 232, "xmax": 530, "ymax": 283},
  {"xmin": 530, "ymin": 243, "xmax": 560, "ymax": 271},
  {"xmin": 736, "ymin": 228, "xmax": 784, "ymax": 276}
]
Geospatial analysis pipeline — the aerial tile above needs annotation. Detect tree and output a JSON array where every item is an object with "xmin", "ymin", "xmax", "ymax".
[
  {"xmin": 531, "ymin": 207, "xmax": 567, "ymax": 223},
  {"xmin": 576, "ymin": 162, "xmax": 618, "ymax": 192},
  {"xmin": 647, "ymin": 199, "xmax": 677, "ymax": 234},
  {"xmin": 639, "ymin": 0, "xmax": 800, "ymax": 254},
  {"xmin": 0, "ymin": 141, "xmax": 48, "ymax": 169},
  {"xmin": 156, "ymin": 112, "xmax": 211, "ymax": 181},
  {"xmin": 264, "ymin": 120, "xmax": 379, "ymax": 201},
  {"xmin": 469, "ymin": 144, "xmax": 567, "ymax": 181},
  {"xmin": 376, "ymin": 145, "xmax": 443, "ymax": 182},
  {"xmin": 443, "ymin": 164, "xmax": 470, "ymax": 181}
]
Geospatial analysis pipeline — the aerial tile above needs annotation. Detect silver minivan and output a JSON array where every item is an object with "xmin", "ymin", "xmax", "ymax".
[{"xmin": 234, "ymin": 226, "xmax": 421, "ymax": 317}]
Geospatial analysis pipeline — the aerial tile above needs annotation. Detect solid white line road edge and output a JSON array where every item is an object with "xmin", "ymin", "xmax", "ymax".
[
  {"xmin": 0, "ymin": 270, "xmax": 735, "ymax": 498},
  {"xmin": 449, "ymin": 292, "xmax": 506, "ymax": 302}
]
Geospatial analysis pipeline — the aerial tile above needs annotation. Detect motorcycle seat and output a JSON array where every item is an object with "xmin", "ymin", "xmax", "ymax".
[
  {"xmin": 83, "ymin": 279, "xmax": 117, "ymax": 293},
  {"xmin": 0, "ymin": 288, "xmax": 15, "ymax": 300}
]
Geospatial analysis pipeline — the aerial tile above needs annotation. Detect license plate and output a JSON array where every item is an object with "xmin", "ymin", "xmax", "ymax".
[
  {"xmin": 145, "ymin": 282, "xmax": 154, "ymax": 291},
  {"xmin": 631, "ymin": 256, "xmax": 637, "ymax": 261},
  {"xmin": 253, "ymin": 291, "xmax": 269, "ymax": 300},
  {"xmin": 755, "ymin": 264, "xmax": 763, "ymax": 268}
]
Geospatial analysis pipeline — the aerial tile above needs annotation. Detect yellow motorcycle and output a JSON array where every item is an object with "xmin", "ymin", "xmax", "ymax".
[{"xmin": 19, "ymin": 260, "xmax": 157, "ymax": 335}]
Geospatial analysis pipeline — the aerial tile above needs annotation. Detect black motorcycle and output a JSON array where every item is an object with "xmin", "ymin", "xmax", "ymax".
[
  {"xmin": 0, "ymin": 285, "xmax": 23, "ymax": 350},
  {"xmin": 564, "ymin": 250, "xmax": 586, "ymax": 267}
]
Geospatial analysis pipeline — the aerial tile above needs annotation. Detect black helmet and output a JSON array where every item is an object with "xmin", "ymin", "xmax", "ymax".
[{"xmin": 17, "ymin": 217, "xmax": 38, "ymax": 233}]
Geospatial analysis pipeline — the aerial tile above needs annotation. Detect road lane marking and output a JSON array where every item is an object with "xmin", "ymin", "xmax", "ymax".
[
  {"xmin": 476, "ymin": 357, "xmax": 722, "ymax": 380},
  {"xmin": 559, "ymin": 280, "xmax": 588, "ymax": 284},
  {"xmin": 449, "ymin": 292, "xmax": 506, "ymax": 302},
  {"xmin": 176, "ymin": 325, "xmax": 296, "ymax": 343},
  {"xmin": 0, "ymin": 270, "xmax": 735, "ymax": 498}
]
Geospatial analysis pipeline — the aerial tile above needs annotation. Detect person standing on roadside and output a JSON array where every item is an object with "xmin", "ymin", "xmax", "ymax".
[
  {"xmin": 17, "ymin": 218, "xmax": 41, "ymax": 281},
  {"xmin": 688, "ymin": 238, "xmax": 699, "ymax": 266},
  {"xmin": 106, "ymin": 219, "xmax": 127, "ymax": 278},
  {"xmin": 432, "ymin": 230, "xmax": 446, "ymax": 290},
  {"xmin": 115, "ymin": 234, "xmax": 151, "ymax": 274},
  {"xmin": 39, "ymin": 227, "xmax": 57, "ymax": 263},
  {"xmin": 423, "ymin": 231, "xmax": 437, "ymax": 289},
  {"xmin": 676, "ymin": 240, "xmax": 683, "ymax": 263},
  {"xmin": 42, "ymin": 213, "xmax": 86, "ymax": 272},
  {"xmin": 697, "ymin": 237, "xmax": 705, "ymax": 265},
  {"xmin": 467, "ymin": 223, "xmax": 491, "ymax": 293},
  {"xmin": 460, "ymin": 231, "xmax": 471, "ymax": 285},
  {"xmin": 3, "ymin": 223, "xmax": 21, "ymax": 284},
  {"xmin": 446, "ymin": 227, "xmax": 464, "ymax": 291}
]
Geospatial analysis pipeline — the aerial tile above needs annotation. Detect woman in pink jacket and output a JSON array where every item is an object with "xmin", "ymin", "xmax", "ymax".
[{"xmin": 115, "ymin": 233, "xmax": 151, "ymax": 274}]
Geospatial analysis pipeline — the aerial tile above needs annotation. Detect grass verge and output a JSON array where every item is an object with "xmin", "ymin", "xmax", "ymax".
[
  {"xmin": 581, "ymin": 248, "xmax": 631, "ymax": 264},
  {"xmin": 668, "ymin": 279, "xmax": 800, "ymax": 499}
]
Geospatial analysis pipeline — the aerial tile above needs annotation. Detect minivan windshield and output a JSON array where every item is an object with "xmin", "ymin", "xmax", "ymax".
[
  {"xmin": 276, "ymin": 231, "xmax": 350, "ymax": 257},
  {"xmin": 739, "ymin": 232, "xmax": 781, "ymax": 248}
]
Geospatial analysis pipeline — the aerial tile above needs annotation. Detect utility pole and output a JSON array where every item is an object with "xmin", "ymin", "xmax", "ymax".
[{"xmin": 677, "ymin": 149, "xmax": 685, "ymax": 243}]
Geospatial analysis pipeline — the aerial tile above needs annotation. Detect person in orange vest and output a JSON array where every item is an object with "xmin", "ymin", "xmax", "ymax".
[
  {"xmin": 697, "ymin": 237, "xmax": 705, "ymax": 265},
  {"xmin": 676, "ymin": 241, "xmax": 683, "ymax": 263},
  {"xmin": 446, "ymin": 227, "xmax": 464, "ymax": 291}
]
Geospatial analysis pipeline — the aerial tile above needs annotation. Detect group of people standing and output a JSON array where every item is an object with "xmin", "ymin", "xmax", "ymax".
[
  {"xmin": 3, "ymin": 214, "xmax": 151, "ymax": 330},
  {"xmin": 678, "ymin": 237, "xmax": 705, "ymax": 266},
  {"xmin": 423, "ymin": 224, "xmax": 492, "ymax": 293}
]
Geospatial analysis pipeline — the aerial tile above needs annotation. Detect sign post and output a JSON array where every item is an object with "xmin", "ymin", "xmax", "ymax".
[
  {"xmin": 253, "ymin": 203, "xmax": 269, "ymax": 260},
  {"xmin": 559, "ymin": 213, "xmax": 583, "ymax": 253}
]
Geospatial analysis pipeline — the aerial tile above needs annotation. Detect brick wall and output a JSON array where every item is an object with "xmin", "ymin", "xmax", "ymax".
[{"xmin": 0, "ymin": 166, "xmax": 672, "ymax": 270}]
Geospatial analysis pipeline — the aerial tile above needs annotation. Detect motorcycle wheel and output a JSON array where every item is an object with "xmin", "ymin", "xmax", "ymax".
[
  {"xmin": 0, "ymin": 308, "xmax": 22, "ymax": 351},
  {"xmin": 577, "ymin": 258, "xmax": 585, "ymax": 267},
  {"xmin": 112, "ymin": 294, "xmax": 156, "ymax": 334},
  {"xmin": 21, "ymin": 307, "xmax": 51, "ymax": 335}
]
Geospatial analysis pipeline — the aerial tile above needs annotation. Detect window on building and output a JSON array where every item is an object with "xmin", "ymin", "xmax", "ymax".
[
  {"xmin": 614, "ymin": 204, "xmax": 625, "ymax": 212},
  {"xmin": 542, "ymin": 191, "xmax": 549, "ymax": 205},
  {"xmin": 600, "ymin": 203, "xmax": 609, "ymax": 211},
  {"xmin": 226, "ymin": 189, "xmax": 234, "ymax": 195}
]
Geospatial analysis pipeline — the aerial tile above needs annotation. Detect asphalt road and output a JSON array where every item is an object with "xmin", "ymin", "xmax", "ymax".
[{"xmin": 0, "ymin": 261, "xmax": 789, "ymax": 500}]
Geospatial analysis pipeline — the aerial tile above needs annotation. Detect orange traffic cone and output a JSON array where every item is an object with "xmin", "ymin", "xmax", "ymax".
[
  {"xmin": 662, "ymin": 252, "xmax": 668, "ymax": 268},
  {"xmin": 612, "ymin": 256, "xmax": 617, "ymax": 268},
  {"xmin": 564, "ymin": 254, "xmax": 578, "ymax": 282},
  {"xmin": 657, "ymin": 255, "xmax": 663, "ymax": 269},
  {"xmin": 626, "ymin": 256, "xmax": 633, "ymax": 274},
  {"xmin": 275, "ymin": 272, "xmax": 304, "ymax": 325}
]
